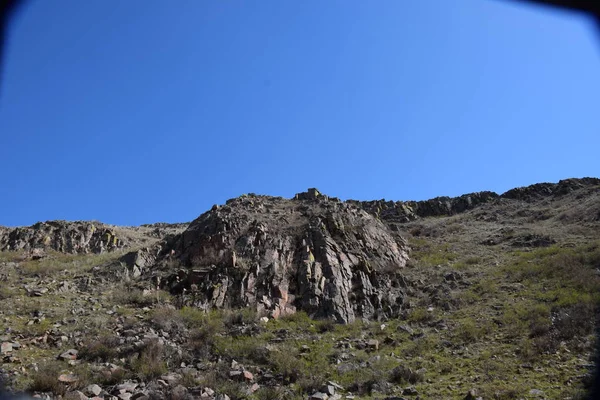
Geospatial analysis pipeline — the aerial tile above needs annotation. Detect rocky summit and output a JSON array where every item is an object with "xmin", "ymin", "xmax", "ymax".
[{"xmin": 0, "ymin": 178, "xmax": 599, "ymax": 399}]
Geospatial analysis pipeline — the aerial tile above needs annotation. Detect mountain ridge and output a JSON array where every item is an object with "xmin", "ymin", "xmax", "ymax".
[{"xmin": 2, "ymin": 177, "xmax": 598, "ymax": 254}]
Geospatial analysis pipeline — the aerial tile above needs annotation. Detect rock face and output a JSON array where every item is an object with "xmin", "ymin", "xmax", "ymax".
[
  {"xmin": 156, "ymin": 192, "xmax": 410, "ymax": 323},
  {"xmin": 0, "ymin": 221, "xmax": 123, "ymax": 254},
  {"xmin": 351, "ymin": 178, "xmax": 600, "ymax": 223},
  {"xmin": 350, "ymin": 191, "xmax": 499, "ymax": 223},
  {"xmin": 0, "ymin": 221, "xmax": 187, "ymax": 255},
  {"xmin": 502, "ymin": 177, "xmax": 600, "ymax": 202}
]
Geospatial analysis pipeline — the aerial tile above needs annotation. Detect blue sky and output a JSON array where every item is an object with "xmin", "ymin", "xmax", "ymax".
[{"xmin": 1, "ymin": 0, "xmax": 599, "ymax": 226}]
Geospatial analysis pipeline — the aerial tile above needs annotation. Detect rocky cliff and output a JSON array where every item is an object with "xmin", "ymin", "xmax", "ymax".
[
  {"xmin": 351, "ymin": 177, "xmax": 600, "ymax": 223},
  {"xmin": 149, "ymin": 190, "xmax": 409, "ymax": 323},
  {"xmin": 0, "ymin": 221, "xmax": 186, "ymax": 255}
]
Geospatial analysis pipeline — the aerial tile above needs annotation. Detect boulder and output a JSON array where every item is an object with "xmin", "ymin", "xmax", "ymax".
[
  {"xmin": 58, "ymin": 349, "xmax": 78, "ymax": 360},
  {"xmin": 0, "ymin": 342, "xmax": 12, "ymax": 355}
]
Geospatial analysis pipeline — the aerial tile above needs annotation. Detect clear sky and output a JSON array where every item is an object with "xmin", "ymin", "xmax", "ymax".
[{"xmin": 0, "ymin": 0, "xmax": 599, "ymax": 227}]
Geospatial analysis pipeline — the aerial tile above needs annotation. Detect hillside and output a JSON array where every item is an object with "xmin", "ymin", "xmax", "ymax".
[{"xmin": 0, "ymin": 178, "xmax": 599, "ymax": 400}]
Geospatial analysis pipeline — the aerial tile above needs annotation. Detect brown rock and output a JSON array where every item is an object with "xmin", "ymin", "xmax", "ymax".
[
  {"xmin": 65, "ymin": 391, "xmax": 88, "ymax": 400},
  {"xmin": 367, "ymin": 339, "xmax": 379, "ymax": 351},
  {"xmin": 242, "ymin": 370, "xmax": 254, "ymax": 381},
  {"xmin": 0, "ymin": 342, "xmax": 12, "ymax": 354},
  {"xmin": 58, "ymin": 374, "xmax": 78, "ymax": 383}
]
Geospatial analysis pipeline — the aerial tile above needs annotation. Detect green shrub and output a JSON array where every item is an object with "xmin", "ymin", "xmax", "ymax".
[
  {"xmin": 129, "ymin": 339, "xmax": 168, "ymax": 381},
  {"xmin": 336, "ymin": 356, "xmax": 397, "ymax": 395},
  {"xmin": 187, "ymin": 311, "xmax": 224, "ymax": 357},
  {"xmin": 180, "ymin": 307, "xmax": 221, "ymax": 329},
  {"xmin": 20, "ymin": 251, "xmax": 122, "ymax": 277},
  {"xmin": 29, "ymin": 361, "xmax": 67, "ymax": 395},
  {"xmin": 113, "ymin": 288, "xmax": 155, "ymax": 307},
  {"xmin": 0, "ymin": 287, "xmax": 16, "ymax": 300},
  {"xmin": 516, "ymin": 338, "xmax": 539, "ymax": 362},
  {"xmin": 178, "ymin": 370, "xmax": 199, "ymax": 388},
  {"xmin": 214, "ymin": 335, "xmax": 271, "ymax": 365},
  {"xmin": 479, "ymin": 385, "xmax": 523, "ymax": 400},
  {"xmin": 407, "ymin": 308, "xmax": 433, "ymax": 324},
  {"xmin": 253, "ymin": 386, "xmax": 296, "ymax": 400},
  {"xmin": 316, "ymin": 318, "xmax": 337, "ymax": 333},
  {"xmin": 389, "ymin": 364, "xmax": 425, "ymax": 384},
  {"xmin": 472, "ymin": 279, "xmax": 497, "ymax": 296},
  {"xmin": 79, "ymin": 335, "xmax": 119, "ymax": 362},
  {"xmin": 280, "ymin": 311, "xmax": 314, "ymax": 325},
  {"xmin": 197, "ymin": 370, "xmax": 220, "ymax": 391},
  {"xmin": 216, "ymin": 380, "xmax": 248, "ymax": 400},
  {"xmin": 401, "ymin": 336, "xmax": 437, "ymax": 358},
  {"xmin": 20, "ymin": 259, "xmax": 64, "ymax": 277},
  {"xmin": 150, "ymin": 306, "xmax": 184, "ymax": 333},
  {"xmin": 28, "ymin": 362, "xmax": 92, "ymax": 395},
  {"xmin": 270, "ymin": 346, "xmax": 304, "ymax": 383},
  {"xmin": 502, "ymin": 302, "xmax": 552, "ymax": 339},
  {"xmin": 478, "ymin": 352, "xmax": 509, "ymax": 382},
  {"xmin": 458, "ymin": 289, "xmax": 481, "ymax": 305},
  {"xmin": 0, "ymin": 250, "xmax": 25, "ymax": 263},
  {"xmin": 506, "ymin": 243, "xmax": 600, "ymax": 294},
  {"xmin": 454, "ymin": 318, "xmax": 484, "ymax": 344},
  {"xmin": 464, "ymin": 256, "xmax": 482, "ymax": 265},
  {"xmin": 527, "ymin": 304, "xmax": 551, "ymax": 338},
  {"xmin": 553, "ymin": 302, "xmax": 597, "ymax": 340},
  {"xmin": 222, "ymin": 308, "xmax": 257, "ymax": 328}
]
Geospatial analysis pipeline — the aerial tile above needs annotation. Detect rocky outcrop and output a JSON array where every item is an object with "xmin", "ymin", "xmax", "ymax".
[
  {"xmin": 117, "ymin": 246, "xmax": 162, "ymax": 279},
  {"xmin": 0, "ymin": 221, "xmax": 124, "ymax": 254},
  {"xmin": 352, "ymin": 178, "xmax": 600, "ymax": 223},
  {"xmin": 152, "ymin": 191, "xmax": 410, "ymax": 323},
  {"xmin": 0, "ymin": 221, "xmax": 188, "ymax": 255},
  {"xmin": 502, "ymin": 177, "xmax": 600, "ymax": 202},
  {"xmin": 351, "ymin": 191, "xmax": 499, "ymax": 223}
]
